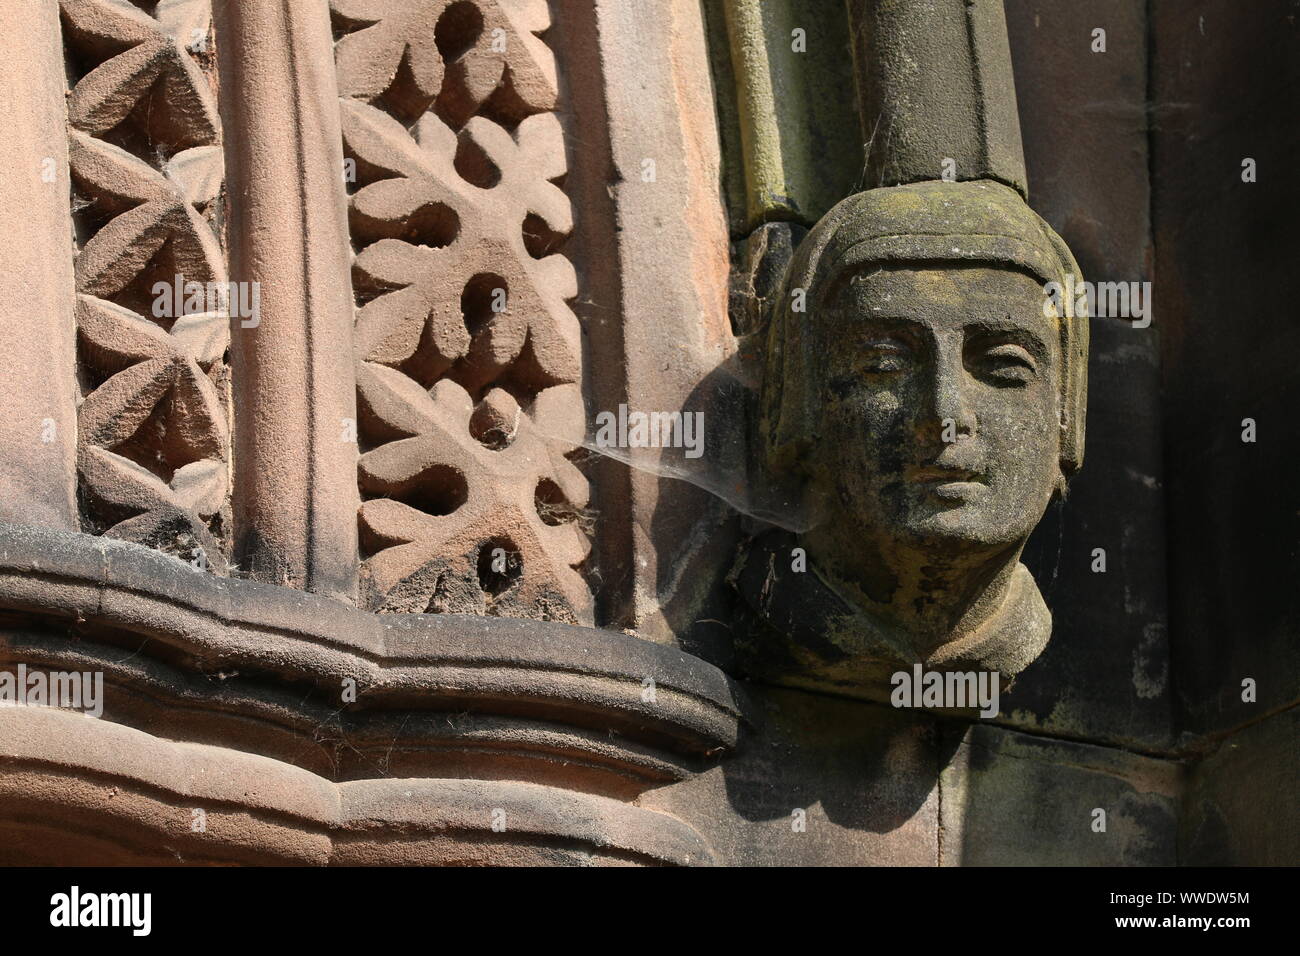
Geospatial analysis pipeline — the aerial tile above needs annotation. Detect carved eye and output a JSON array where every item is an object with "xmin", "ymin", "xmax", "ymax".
[
  {"xmin": 975, "ymin": 343, "xmax": 1038, "ymax": 384},
  {"xmin": 861, "ymin": 340, "xmax": 912, "ymax": 373}
]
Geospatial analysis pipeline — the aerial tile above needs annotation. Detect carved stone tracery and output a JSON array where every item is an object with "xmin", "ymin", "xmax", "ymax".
[
  {"xmin": 62, "ymin": 0, "xmax": 230, "ymax": 568},
  {"xmin": 331, "ymin": 0, "xmax": 593, "ymax": 621}
]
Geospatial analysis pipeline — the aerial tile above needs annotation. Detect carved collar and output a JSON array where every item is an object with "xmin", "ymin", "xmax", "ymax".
[{"xmin": 730, "ymin": 529, "xmax": 1051, "ymax": 702}]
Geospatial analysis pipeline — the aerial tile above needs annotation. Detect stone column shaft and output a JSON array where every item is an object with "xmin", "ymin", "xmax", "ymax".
[
  {"xmin": 214, "ymin": 0, "xmax": 360, "ymax": 601},
  {"xmin": 847, "ymin": 0, "xmax": 1028, "ymax": 195},
  {"xmin": 0, "ymin": 0, "xmax": 78, "ymax": 530}
]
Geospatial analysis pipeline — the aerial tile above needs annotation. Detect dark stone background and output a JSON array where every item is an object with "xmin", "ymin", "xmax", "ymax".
[
  {"xmin": 1010, "ymin": 0, "xmax": 1298, "ymax": 863},
  {"xmin": 1009, "ymin": 0, "xmax": 1171, "ymax": 753}
]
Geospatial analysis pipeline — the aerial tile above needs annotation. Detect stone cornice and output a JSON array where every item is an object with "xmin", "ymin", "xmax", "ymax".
[
  {"xmin": 0, "ymin": 707, "xmax": 714, "ymax": 865},
  {"xmin": 0, "ymin": 524, "xmax": 743, "ymax": 798}
]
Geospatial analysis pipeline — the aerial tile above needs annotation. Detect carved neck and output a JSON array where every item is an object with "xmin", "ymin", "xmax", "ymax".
[{"xmin": 801, "ymin": 525, "xmax": 1026, "ymax": 659}]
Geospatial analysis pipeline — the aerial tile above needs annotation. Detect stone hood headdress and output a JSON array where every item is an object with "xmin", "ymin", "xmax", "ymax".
[{"xmin": 761, "ymin": 178, "xmax": 1088, "ymax": 481}]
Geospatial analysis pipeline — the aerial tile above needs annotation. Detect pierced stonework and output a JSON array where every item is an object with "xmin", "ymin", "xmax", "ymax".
[
  {"xmin": 63, "ymin": 0, "xmax": 230, "ymax": 568},
  {"xmin": 332, "ymin": 0, "xmax": 592, "ymax": 621}
]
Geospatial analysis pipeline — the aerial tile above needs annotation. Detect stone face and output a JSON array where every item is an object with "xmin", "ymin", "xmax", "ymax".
[
  {"xmin": 0, "ymin": 0, "xmax": 1291, "ymax": 869},
  {"xmin": 735, "ymin": 0, "xmax": 1088, "ymax": 697},
  {"xmin": 747, "ymin": 177, "xmax": 1088, "ymax": 695}
]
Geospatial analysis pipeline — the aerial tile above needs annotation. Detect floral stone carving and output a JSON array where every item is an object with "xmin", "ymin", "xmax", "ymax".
[
  {"xmin": 63, "ymin": 0, "xmax": 230, "ymax": 568},
  {"xmin": 333, "ymin": 0, "xmax": 592, "ymax": 621}
]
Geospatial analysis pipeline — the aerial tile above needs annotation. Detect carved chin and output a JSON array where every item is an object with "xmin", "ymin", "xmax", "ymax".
[
  {"xmin": 906, "ymin": 521, "xmax": 1027, "ymax": 557},
  {"xmin": 834, "ymin": 481, "xmax": 1041, "ymax": 551},
  {"xmin": 906, "ymin": 496, "xmax": 1040, "ymax": 544}
]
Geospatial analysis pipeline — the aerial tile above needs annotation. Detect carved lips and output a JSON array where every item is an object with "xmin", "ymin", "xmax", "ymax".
[{"xmin": 905, "ymin": 463, "xmax": 989, "ymax": 502}]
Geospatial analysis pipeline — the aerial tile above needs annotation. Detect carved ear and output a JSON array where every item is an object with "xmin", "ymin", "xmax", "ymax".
[
  {"xmin": 759, "ymin": 215, "xmax": 830, "ymax": 478},
  {"xmin": 1042, "ymin": 224, "xmax": 1088, "ymax": 477}
]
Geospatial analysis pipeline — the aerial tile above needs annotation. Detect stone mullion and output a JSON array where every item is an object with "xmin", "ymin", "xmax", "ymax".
[
  {"xmin": 0, "ymin": 0, "xmax": 79, "ymax": 530},
  {"xmin": 214, "ymin": 0, "xmax": 361, "ymax": 602}
]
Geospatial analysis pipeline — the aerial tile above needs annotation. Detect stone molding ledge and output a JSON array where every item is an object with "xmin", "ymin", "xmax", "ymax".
[
  {"xmin": 0, "ymin": 524, "xmax": 743, "ymax": 847},
  {"xmin": 0, "ymin": 708, "xmax": 713, "ymax": 866}
]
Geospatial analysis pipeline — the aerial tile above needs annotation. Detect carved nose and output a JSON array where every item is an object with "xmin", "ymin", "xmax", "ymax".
[{"xmin": 920, "ymin": 359, "xmax": 975, "ymax": 444}]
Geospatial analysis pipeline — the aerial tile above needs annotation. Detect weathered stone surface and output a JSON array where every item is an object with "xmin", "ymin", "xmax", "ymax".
[
  {"xmin": 556, "ymin": 0, "xmax": 738, "ymax": 647},
  {"xmin": 0, "ymin": 1, "xmax": 79, "ymax": 531},
  {"xmin": 331, "ymin": 0, "xmax": 593, "ymax": 623},
  {"xmin": 1009, "ymin": 320, "xmax": 1171, "ymax": 751},
  {"xmin": 712, "ymin": 0, "xmax": 863, "ymax": 231},
  {"xmin": 1002, "ymin": 0, "xmax": 1171, "ymax": 752},
  {"xmin": 1150, "ymin": 0, "xmax": 1300, "ymax": 738},
  {"xmin": 63, "ymin": 0, "xmax": 232, "ymax": 558},
  {"xmin": 0, "ymin": 526, "xmax": 742, "ymax": 760},
  {"xmin": 1006, "ymin": 0, "xmax": 1152, "ymax": 280},
  {"xmin": 643, "ymin": 686, "xmax": 940, "ymax": 865},
  {"xmin": 214, "ymin": 0, "xmax": 359, "ymax": 601},
  {"xmin": 357, "ymin": 377, "xmax": 590, "ymax": 620},
  {"xmin": 0, "ymin": 707, "xmax": 714, "ymax": 865},
  {"xmin": 728, "ymin": 221, "xmax": 805, "ymax": 337},
  {"xmin": 940, "ymin": 722, "xmax": 1179, "ymax": 866},
  {"xmin": 0, "ymin": 0, "xmax": 1291, "ymax": 871},
  {"xmin": 848, "ymin": 0, "xmax": 1028, "ymax": 196},
  {"xmin": 1181, "ymin": 706, "xmax": 1300, "ymax": 866},
  {"xmin": 747, "ymin": 179, "xmax": 1088, "ymax": 696},
  {"xmin": 1, "ymin": 626, "xmax": 702, "ymax": 798}
]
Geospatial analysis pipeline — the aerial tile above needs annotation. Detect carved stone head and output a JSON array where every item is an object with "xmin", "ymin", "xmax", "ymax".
[{"xmin": 753, "ymin": 179, "xmax": 1087, "ymax": 688}]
